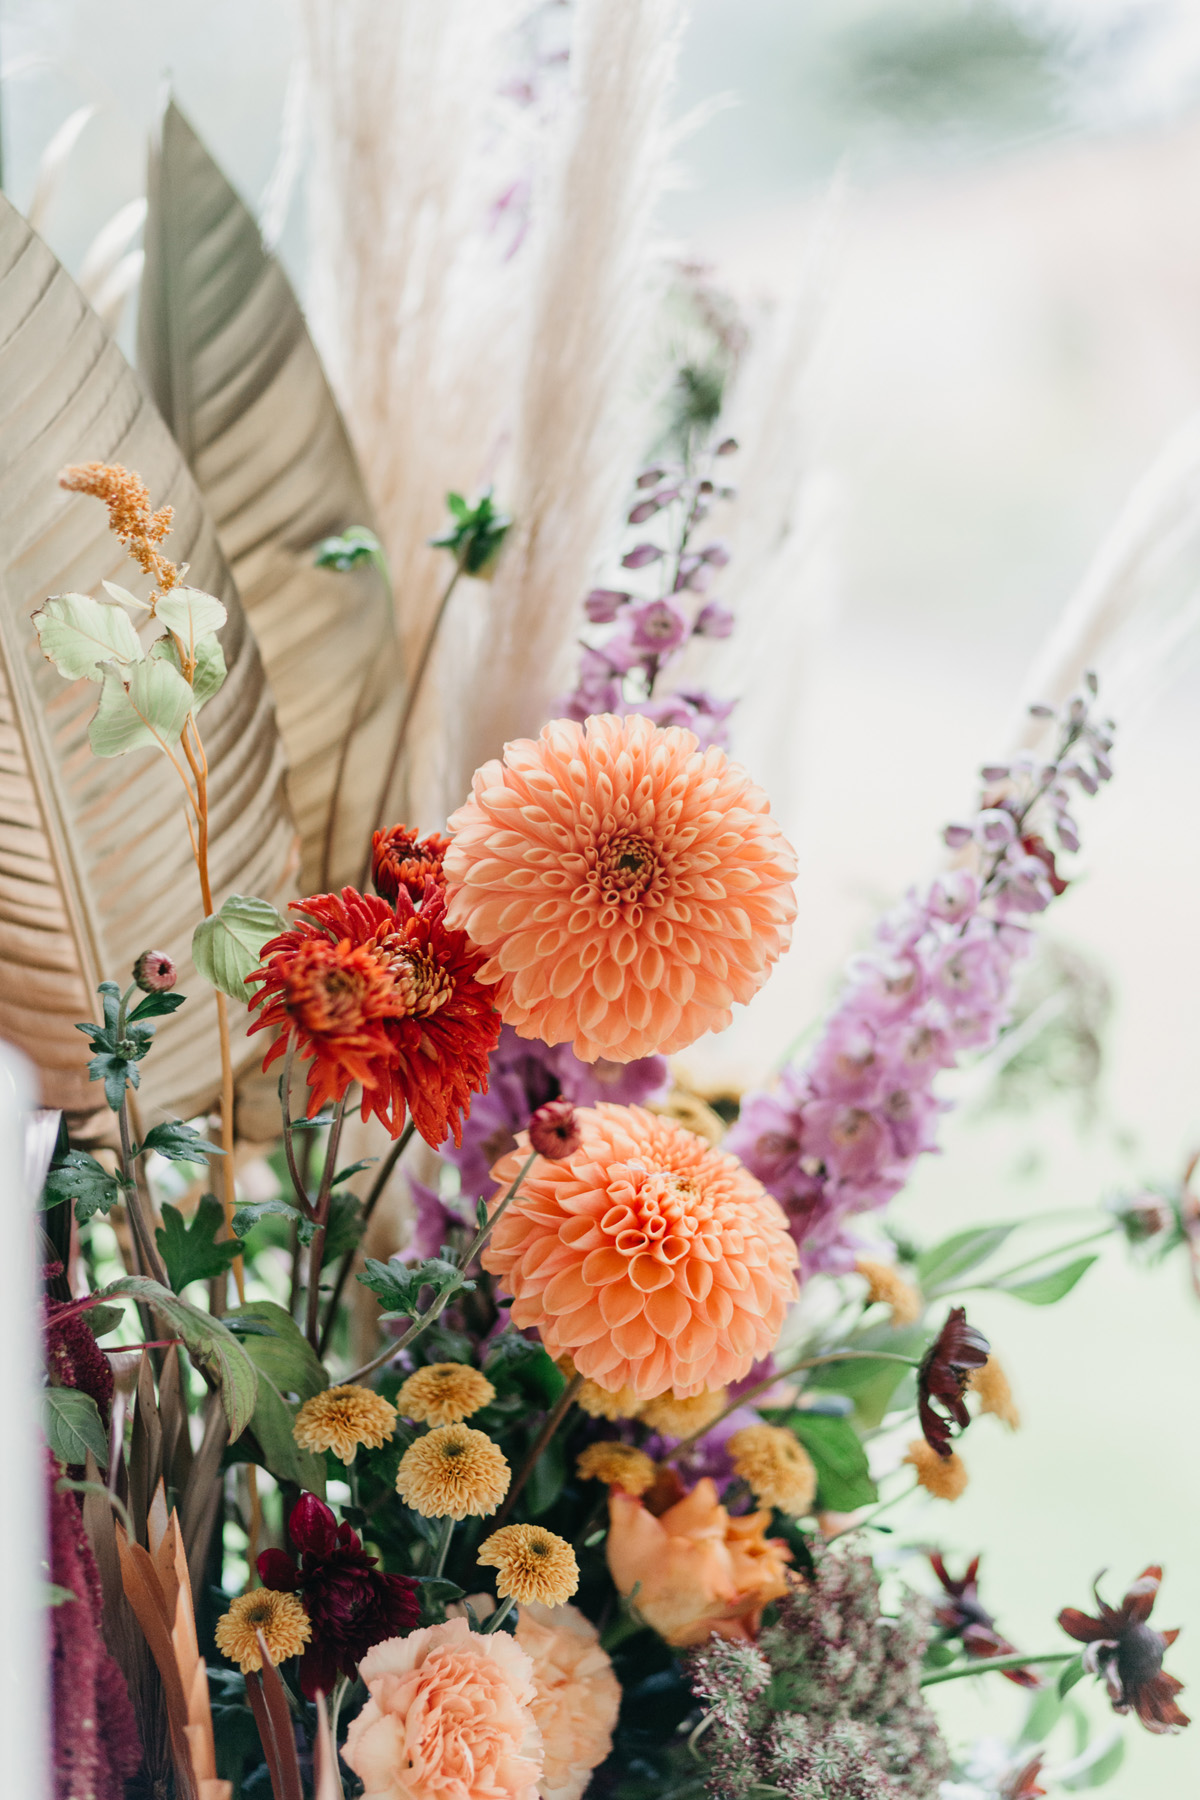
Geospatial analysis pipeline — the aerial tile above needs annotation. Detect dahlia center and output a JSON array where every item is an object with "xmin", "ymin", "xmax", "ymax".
[
  {"xmin": 600, "ymin": 1165, "xmax": 706, "ymax": 1265},
  {"xmin": 594, "ymin": 829, "xmax": 663, "ymax": 903},
  {"xmin": 287, "ymin": 962, "xmax": 370, "ymax": 1033}
]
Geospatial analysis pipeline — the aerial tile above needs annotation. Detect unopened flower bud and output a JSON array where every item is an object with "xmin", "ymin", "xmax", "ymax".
[
  {"xmin": 585, "ymin": 588, "xmax": 630, "ymax": 624},
  {"xmin": 693, "ymin": 600, "xmax": 735, "ymax": 639},
  {"xmin": 133, "ymin": 950, "xmax": 176, "ymax": 992},
  {"xmin": 529, "ymin": 1100, "xmax": 582, "ymax": 1162},
  {"xmin": 715, "ymin": 437, "xmax": 739, "ymax": 456}
]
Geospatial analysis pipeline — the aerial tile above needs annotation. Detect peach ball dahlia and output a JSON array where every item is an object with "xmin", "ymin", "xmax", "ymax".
[
  {"xmin": 483, "ymin": 1105, "xmax": 798, "ymax": 1399},
  {"xmin": 443, "ymin": 713, "xmax": 797, "ymax": 1062}
]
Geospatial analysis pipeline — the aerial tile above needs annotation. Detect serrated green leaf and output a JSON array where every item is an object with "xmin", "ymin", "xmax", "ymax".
[
  {"xmin": 100, "ymin": 1275, "xmax": 257, "ymax": 1436},
  {"xmin": 141, "ymin": 1119, "xmax": 222, "ymax": 1163},
  {"xmin": 1000, "ymin": 1255, "xmax": 1098, "ymax": 1305},
  {"xmin": 321, "ymin": 1189, "xmax": 366, "ymax": 1266},
  {"xmin": 192, "ymin": 892, "xmax": 288, "ymax": 1002},
  {"xmin": 44, "ymin": 1387, "xmax": 110, "ymax": 1466},
  {"xmin": 89, "ymin": 656, "xmax": 195, "ymax": 756},
  {"xmin": 156, "ymin": 1195, "xmax": 241, "ymax": 1293},
  {"xmin": 788, "ymin": 1412, "xmax": 877, "ymax": 1513},
  {"xmin": 154, "ymin": 584, "xmax": 228, "ymax": 645},
  {"xmin": 150, "ymin": 631, "xmax": 227, "ymax": 711},
  {"xmin": 223, "ymin": 1300, "xmax": 327, "ymax": 1401},
  {"xmin": 32, "ymin": 591, "xmax": 142, "ymax": 680},
  {"xmin": 484, "ymin": 1334, "xmax": 565, "ymax": 1406},
  {"xmin": 43, "ymin": 1149, "xmax": 122, "ymax": 1221},
  {"xmin": 127, "ymin": 989, "xmax": 187, "ymax": 1023},
  {"xmin": 916, "ymin": 1224, "xmax": 1016, "ymax": 1293},
  {"xmin": 358, "ymin": 1255, "xmax": 467, "ymax": 1319}
]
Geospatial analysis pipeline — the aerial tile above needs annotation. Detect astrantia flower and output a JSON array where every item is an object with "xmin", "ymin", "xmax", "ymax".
[
  {"xmin": 371, "ymin": 824, "xmax": 450, "ymax": 905},
  {"xmin": 478, "ymin": 1525, "xmax": 579, "ymax": 1606},
  {"xmin": 930, "ymin": 1553, "xmax": 1038, "ymax": 1686},
  {"xmin": 918, "ymin": 1308, "xmax": 989, "ymax": 1458},
  {"xmin": 728, "ymin": 1425, "xmax": 817, "ymax": 1516},
  {"xmin": 342, "ymin": 1620, "xmax": 543, "ymax": 1800},
  {"xmin": 444, "ymin": 713, "xmax": 797, "ymax": 1062},
  {"xmin": 1059, "ymin": 1566, "xmax": 1189, "ymax": 1733},
  {"xmin": 396, "ymin": 1423, "xmax": 510, "ymax": 1519},
  {"xmin": 214, "ymin": 1588, "xmax": 312, "ymax": 1673},
  {"xmin": 257, "ymin": 1493, "xmax": 419, "ymax": 1699},
  {"xmin": 516, "ymin": 1602, "xmax": 620, "ymax": 1800},
  {"xmin": 576, "ymin": 1441, "xmax": 657, "ymax": 1496},
  {"xmin": 905, "ymin": 1438, "xmax": 968, "ymax": 1500},
  {"xmin": 639, "ymin": 1386, "xmax": 728, "ymax": 1439},
  {"xmin": 483, "ymin": 1105, "xmax": 798, "ymax": 1400},
  {"xmin": 396, "ymin": 1363, "xmax": 495, "ymax": 1426},
  {"xmin": 249, "ymin": 884, "xmax": 500, "ymax": 1145},
  {"xmin": 293, "ymin": 1384, "xmax": 397, "ymax": 1465}
]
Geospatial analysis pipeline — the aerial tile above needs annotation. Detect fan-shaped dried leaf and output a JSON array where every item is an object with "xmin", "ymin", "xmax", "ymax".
[
  {"xmin": 0, "ymin": 192, "xmax": 295, "ymax": 1122},
  {"xmin": 139, "ymin": 99, "xmax": 402, "ymax": 890}
]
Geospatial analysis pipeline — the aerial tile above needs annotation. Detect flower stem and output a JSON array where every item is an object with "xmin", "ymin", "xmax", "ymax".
[
  {"xmin": 482, "ymin": 1594, "xmax": 516, "ymax": 1635},
  {"xmin": 920, "ymin": 1650, "xmax": 1076, "ymax": 1688},
  {"xmin": 319, "ymin": 1120, "xmax": 417, "ymax": 1358},
  {"xmin": 279, "ymin": 1035, "xmax": 316, "ymax": 1221},
  {"xmin": 958, "ymin": 1225, "xmax": 1115, "ymax": 1291},
  {"xmin": 431, "ymin": 1514, "xmax": 455, "ymax": 1579},
  {"xmin": 490, "ymin": 1372, "xmax": 584, "ymax": 1530},
  {"xmin": 305, "ymin": 1099, "xmax": 349, "ymax": 1351},
  {"xmin": 661, "ymin": 1350, "xmax": 920, "ymax": 1462},
  {"xmin": 825, "ymin": 1477, "xmax": 918, "ymax": 1542},
  {"xmin": 117, "ymin": 1090, "xmax": 170, "ymax": 1289}
]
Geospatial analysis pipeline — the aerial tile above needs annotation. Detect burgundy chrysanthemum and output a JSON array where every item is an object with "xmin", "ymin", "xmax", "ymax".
[
  {"xmin": 258, "ymin": 1493, "xmax": 420, "ymax": 1699},
  {"xmin": 918, "ymin": 1307, "xmax": 989, "ymax": 1458},
  {"xmin": 248, "ymin": 885, "xmax": 500, "ymax": 1145},
  {"xmin": 371, "ymin": 824, "xmax": 451, "ymax": 905},
  {"xmin": 930, "ymin": 1553, "xmax": 1038, "ymax": 1686},
  {"xmin": 1059, "ymin": 1565, "xmax": 1189, "ymax": 1734}
]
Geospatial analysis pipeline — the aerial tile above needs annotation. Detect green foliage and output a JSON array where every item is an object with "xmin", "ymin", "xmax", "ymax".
[
  {"xmin": 358, "ymin": 1254, "xmax": 473, "ymax": 1320},
  {"xmin": 484, "ymin": 1333, "xmax": 565, "ymax": 1408},
  {"xmin": 32, "ymin": 591, "xmax": 142, "ymax": 679},
  {"xmin": 192, "ymin": 892, "xmax": 288, "ymax": 1002},
  {"xmin": 999, "ymin": 1254, "xmax": 1098, "ymax": 1305},
  {"xmin": 127, "ymin": 988, "xmax": 187, "ymax": 1023},
  {"xmin": 314, "ymin": 524, "xmax": 386, "ymax": 573},
  {"xmin": 43, "ymin": 1148, "xmax": 123, "ymax": 1222},
  {"xmin": 156, "ymin": 1195, "xmax": 242, "ymax": 1292},
  {"xmin": 75, "ymin": 980, "xmax": 159, "ymax": 1110},
  {"xmin": 43, "ymin": 1387, "xmax": 110, "ymax": 1466},
  {"xmin": 140, "ymin": 1119, "xmax": 222, "ymax": 1163},
  {"xmin": 222, "ymin": 1300, "xmax": 327, "ymax": 1400},
  {"xmin": 1058, "ymin": 1654, "xmax": 1087, "ymax": 1698},
  {"xmin": 100, "ymin": 1276, "xmax": 258, "ymax": 1437},
  {"xmin": 804, "ymin": 1328, "xmax": 925, "ymax": 1429},
  {"xmin": 232, "ymin": 1196, "xmax": 305, "ymax": 1239},
  {"xmin": 150, "ymin": 631, "xmax": 227, "ymax": 712},
  {"xmin": 916, "ymin": 1223, "xmax": 1015, "ymax": 1294},
  {"xmin": 83, "ymin": 1304, "xmax": 125, "ymax": 1340},
  {"xmin": 430, "ymin": 489, "xmax": 511, "ymax": 577},
  {"xmin": 788, "ymin": 1412, "xmax": 878, "ymax": 1513},
  {"xmin": 90, "ymin": 656, "xmax": 195, "ymax": 756},
  {"xmin": 155, "ymin": 585, "xmax": 228, "ymax": 641}
]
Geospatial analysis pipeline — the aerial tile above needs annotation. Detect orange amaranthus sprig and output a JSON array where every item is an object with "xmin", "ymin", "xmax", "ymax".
[
  {"xmin": 59, "ymin": 462, "xmax": 181, "ymax": 606},
  {"xmin": 248, "ymin": 883, "xmax": 501, "ymax": 1145}
]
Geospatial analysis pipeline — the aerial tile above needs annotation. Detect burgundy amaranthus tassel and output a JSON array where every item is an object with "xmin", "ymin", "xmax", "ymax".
[{"xmin": 47, "ymin": 1454, "xmax": 141, "ymax": 1799}]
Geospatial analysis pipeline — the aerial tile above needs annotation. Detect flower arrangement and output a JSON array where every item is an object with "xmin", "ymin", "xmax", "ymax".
[{"xmin": 13, "ymin": 13, "xmax": 1194, "ymax": 1800}]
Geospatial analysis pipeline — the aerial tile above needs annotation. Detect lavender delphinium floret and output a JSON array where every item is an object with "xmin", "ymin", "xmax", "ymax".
[{"xmin": 726, "ymin": 684, "xmax": 1115, "ymax": 1273}]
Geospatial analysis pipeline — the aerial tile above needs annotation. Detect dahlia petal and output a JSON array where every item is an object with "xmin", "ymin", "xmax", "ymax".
[
  {"xmin": 582, "ymin": 1248, "xmax": 632, "ymax": 1288},
  {"xmin": 613, "ymin": 1314, "xmax": 659, "ymax": 1359},
  {"xmin": 599, "ymin": 1279, "xmax": 646, "ymax": 1328},
  {"xmin": 629, "ymin": 1252, "xmax": 677, "ymax": 1292},
  {"xmin": 543, "ymin": 1267, "xmax": 598, "ymax": 1315},
  {"xmin": 644, "ymin": 1284, "xmax": 691, "ymax": 1338}
]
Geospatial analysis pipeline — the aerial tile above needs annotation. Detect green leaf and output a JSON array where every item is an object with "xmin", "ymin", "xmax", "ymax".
[
  {"xmin": 43, "ymin": 1149, "xmax": 122, "ymax": 1222},
  {"xmin": 154, "ymin": 584, "xmax": 228, "ymax": 644},
  {"xmin": 127, "ymin": 989, "xmax": 187, "ymax": 1022},
  {"xmin": 523, "ymin": 1432, "xmax": 566, "ymax": 1518},
  {"xmin": 234, "ymin": 1370, "xmax": 325, "ymax": 1494},
  {"xmin": 916, "ymin": 1224, "xmax": 1016, "ymax": 1294},
  {"xmin": 150, "ymin": 630, "xmax": 227, "ymax": 712},
  {"xmin": 100, "ymin": 1276, "xmax": 257, "ymax": 1437},
  {"xmin": 484, "ymin": 1334, "xmax": 565, "ymax": 1406},
  {"xmin": 999, "ymin": 1255, "xmax": 1098, "ymax": 1305},
  {"xmin": 86, "ymin": 1049, "xmax": 141, "ymax": 1113},
  {"xmin": 156, "ymin": 1195, "xmax": 242, "ymax": 1292},
  {"xmin": 44, "ymin": 1387, "xmax": 110, "ymax": 1466},
  {"xmin": 32, "ymin": 591, "xmax": 142, "ymax": 680},
  {"xmin": 141, "ymin": 1119, "xmax": 223, "ymax": 1163},
  {"xmin": 358, "ymin": 1255, "xmax": 469, "ymax": 1319},
  {"xmin": 232, "ymin": 1197, "xmax": 305, "ymax": 1239},
  {"xmin": 89, "ymin": 656, "xmax": 195, "ymax": 756},
  {"xmin": 83, "ymin": 1304, "xmax": 125, "ymax": 1340},
  {"xmin": 44, "ymin": 1583, "xmax": 76, "ymax": 1606},
  {"xmin": 313, "ymin": 526, "xmax": 385, "ymax": 572},
  {"xmin": 223, "ymin": 1300, "xmax": 327, "ymax": 1400},
  {"xmin": 804, "ymin": 1326, "xmax": 926, "ymax": 1429},
  {"xmin": 788, "ymin": 1412, "xmax": 877, "ymax": 1513},
  {"xmin": 321, "ymin": 1189, "xmax": 366, "ymax": 1266},
  {"xmin": 1062, "ymin": 1732, "xmax": 1125, "ymax": 1791},
  {"xmin": 192, "ymin": 892, "xmax": 288, "ymax": 1002},
  {"xmin": 1058, "ymin": 1655, "xmax": 1087, "ymax": 1699},
  {"xmin": 429, "ymin": 487, "xmax": 511, "ymax": 576}
]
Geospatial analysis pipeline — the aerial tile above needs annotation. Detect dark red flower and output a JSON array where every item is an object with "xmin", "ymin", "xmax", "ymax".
[
  {"xmin": 528, "ymin": 1099, "xmax": 582, "ymax": 1161},
  {"xmin": 248, "ymin": 885, "xmax": 500, "ymax": 1145},
  {"xmin": 918, "ymin": 1306, "xmax": 989, "ymax": 1458},
  {"xmin": 258, "ymin": 1493, "xmax": 420, "ymax": 1699},
  {"xmin": 1003, "ymin": 1756, "xmax": 1046, "ymax": 1799},
  {"xmin": 45, "ymin": 1299, "xmax": 114, "ymax": 1433},
  {"xmin": 1020, "ymin": 834, "xmax": 1068, "ymax": 898},
  {"xmin": 930, "ymin": 1553, "xmax": 1038, "ymax": 1686},
  {"xmin": 1059, "ymin": 1565, "xmax": 1189, "ymax": 1733},
  {"xmin": 371, "ymin": 824, "xmax": 450, "ymax": 906}
]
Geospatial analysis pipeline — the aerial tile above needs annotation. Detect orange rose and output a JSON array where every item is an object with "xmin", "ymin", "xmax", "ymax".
[{"xmin": 606, "ymin": 1478, "xmax": 791, "ymax": 1647}]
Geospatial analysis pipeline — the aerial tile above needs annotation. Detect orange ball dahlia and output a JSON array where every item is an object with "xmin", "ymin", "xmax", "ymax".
[
  {"xmin": 443, "ymin": 713, "xmax": 797, "ymax": 1061},
  {"xmin": 248, "ymin": 885, "xmax": 500, "ymax": 1145},
  {"xmin": 482, "ymin": 1104, "xmax": 798, "ymax": 1399}
]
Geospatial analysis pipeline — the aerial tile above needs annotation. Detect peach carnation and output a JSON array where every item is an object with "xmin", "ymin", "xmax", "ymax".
[
  {"xmin": 343, "ymin": 1619, "xmax": 543, "ymax": 1800},
  {"xmin": 483, "ymin": 1105, "xmax": 798, "ymax": 1400},
  {"xmin": 443, "ymin": 713, "xmax": 797, "ymax": 1061},
  {"xmin": 516, "ymin": 1603, "xmax": 621, "ymax": 1800}
]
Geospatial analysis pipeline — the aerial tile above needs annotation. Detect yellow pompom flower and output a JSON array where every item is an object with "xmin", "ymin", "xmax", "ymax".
[
  {"xmin": 395, "ymin": 1423, "xmax": 510, "ymax": 1520},
  {"xmin": 855, "ymin": 1256, "xmax": 922, "ymax": 1327},
  {"xmin": 970, "ymin": 1355, "xmax": 1020, "ymax": 1429},
  {"xmin": 396, "ymin": 1363, "xmax": 496, "ymax": 1426},
  {"xmin": 905, "ymin": 1438, "xmax": 968, "ymax": 1500},
  {"xmin": 292, "ymin": 1384, "xmax": 397, "ymax": 1465},
  {"xmin": 639, "ymin": 1387, "xmax": 728, "ymax": 1439},
  {"xmin": 477, "ymin": 1525, "xmax": 579, "ymax": 1606},
  {"xmin": 214, "ymin": 1589, "xmax": 311, "ymax": 1673},
  {"xmin": 575, "ymin": 1441, "xmax": 657, "ymax": 1497},
  {"xmin": 558, "ymin": 1356, "xmax": 643, "ymax": 1422},
  {"xmin": 728, "ymin": 1424, "xmax": 817, "ymax": 1516}
]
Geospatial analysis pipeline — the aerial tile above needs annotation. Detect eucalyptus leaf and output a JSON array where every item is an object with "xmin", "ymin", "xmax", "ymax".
[
  {"xmin": 44, "ymin": 1387, "xmax": 110, "ymax": 1466},
  {"xmin": 32, "ymin": 591, "xmax": 142, "ymax": 679},
  {"xmin": 154, "ymin": 584, "xmax": 228, "ymax": 643},
  {"xmin": 192, "ymin": 893, "xmax": 288, "ymax": 1002},
  {"xmin": 999, "ymin": 1255, "xmax": 1099, "ymax": 1305},
  {"xmin": 89, "ymin": 656, "xmax": 196, "ymax": 756}
]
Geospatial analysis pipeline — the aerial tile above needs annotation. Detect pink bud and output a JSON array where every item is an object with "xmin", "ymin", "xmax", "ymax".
[
  {"xmin": 133, "ymin": 950, "xmax": 176, "ymax": 993},
  {"xmin": 529, "ymin": 1100, "xmax": 582, "ymax": 1162}
]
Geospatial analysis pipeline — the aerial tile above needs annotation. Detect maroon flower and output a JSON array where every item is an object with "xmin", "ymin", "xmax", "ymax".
[
  {"xmin": 1059, "ymin": 1565, "xmax": 1189, "ymax": 1734},
  {"xmin": 930, "ymin": 1553, "xmax": 1038, "ymax": 1686},
  {"xmin": 918, "ymin": 1306, "xmax": 989, "ymax": 1458},
  {"xmin": 258, "ymin": 1493, "xmax": 419, "ymax": 1698},
  {"xmin": 1003, "ymin": 1756, "xmax": 1046, "ymax": 1799},
  {"xmin": 45, "ymin": 1298, "xmax": 114, "ymax": 1434},
  {"xmin": 132, "ymin": 949, "xmax": 177, "ymax": 992},
  {"xmin": 528, "ymin": 1099, "xmax": 582, "ymax": 1162}
]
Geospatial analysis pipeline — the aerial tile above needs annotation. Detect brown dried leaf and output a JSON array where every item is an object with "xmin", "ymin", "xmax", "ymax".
[{"xmin": 0, "ymin": 192, "xmax": 296, "ymax": 1123}]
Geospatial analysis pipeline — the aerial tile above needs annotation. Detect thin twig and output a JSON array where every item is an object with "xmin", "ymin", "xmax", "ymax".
[
  {"xmin": 306, "ymin": 1099, "xmax": 349, "ymax": 1350},
  {"xmin": 490, "ymin": 1372, "xmax": 583, "ymax": 1530},
  {"xmin": 319, "ymin": 1120, "xmax": 416, "ymax": 1358}
]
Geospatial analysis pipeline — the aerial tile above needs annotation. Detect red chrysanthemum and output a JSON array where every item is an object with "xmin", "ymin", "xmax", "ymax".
[
  {"xmin": 248, "ymin": 885, "xmax": 500, "ymax": 1145},
  {"xmin": 372, "ymin": 823, "xmax": 451, "ymax": 905}
]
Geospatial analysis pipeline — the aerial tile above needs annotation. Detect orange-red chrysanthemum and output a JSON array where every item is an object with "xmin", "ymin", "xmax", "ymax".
[
  {"xmin": 482, "ymin": 1104, "xmax": 798, "ymax": 1399},
  {"xmin": 371, "ymin": 823, "xmax": 451, "ymax": 905},
  {"xmin": 443, "ymin": 713, "xmax": 797, "ymax": 1062},
  {"xmin": 248, "ymin": 885, "xmax": 500, "ymax": 1145}
]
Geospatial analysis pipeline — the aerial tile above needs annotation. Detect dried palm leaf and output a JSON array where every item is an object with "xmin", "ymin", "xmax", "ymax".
[
  {"xmin": 0, "ymin": 192, "xmax": 295, "ymax": 1122},
  {"xmin": 138, "ymin": 99, "xmax": 400, "ymax": 891}
]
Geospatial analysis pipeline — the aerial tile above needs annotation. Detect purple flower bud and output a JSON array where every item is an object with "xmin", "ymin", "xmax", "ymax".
[
  {"xmin": 715, "ymin": 437, "xmax": 739, "ymax": 456},
  {"xmin": 1055, "ymin": 820, "xmax": 1081, "ymax": 853},
  {"xmin": 1068, "ymin": 697, "xmax": 1087, "ymax": 725},
  {"xmin": 622, "ymin": 543, "xmax": 663, "ymax": 569},
  {"xmin": 630, "ymin": 598, "xmax": 690, "ymax": 653},
  {"xmin": 628, "ymin": 497, "xmax": 664, "ymax": 524},
  {"xmin": 133, "ymin": 950, "xmax": 176, "ymax": 993},
  {"xmin": 980, "ymin": 764, "xmax": 1010, "ymax": 783},
  {"xmin": 693, "ymin": 600, "xmax": 735, "ymax": 639},
  {"xmin": 700, "ymin": 539, "xmax": 732, "ymax": 568},
  {"xmin": 585, "ymin": 588, "xmax": 630, "ymax": 623},
  {"xmin": 529, "ymin": 1099, "xmax": 582, "ymax": 1161},
  {"xmin": 1028, "ymin": 702, "xmax": 1055, "ymax": 718},
  {"xmin": 943, "ymin": 823, "xmax": 973, "ymax": 849},
  {"xmin": 1084, "ymin": 669, "xmax": 1098, "ymax": 696},
  {"xmin": 697, "ymin": 479, "xmax": 715, "ymax": 496},
  {"xmin": 636, "ymin": 467, "xmax": 666, "ymax": 489},
  {"xmin": 975, "ymin": 808, "xmax": 1016, "ymax": 848},
  {"xmin": 1063, "ymin": 760, "xmax": 1099, "ymax": 796}
]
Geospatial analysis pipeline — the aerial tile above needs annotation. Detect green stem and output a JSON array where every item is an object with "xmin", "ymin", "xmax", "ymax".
[
  {"xmin": 958, "ymin": 1225, "xmax": 1114, "ymax": 1291},
  {"xmin": 921, "ymin": 1650, "xmax": 1076, "ymax": 1688},
  {"xmin": 319, "ymin": 1120, "xmax": 417, "ymax": 1358},
  {"xmin": 431, "ymin": 1514, "xmax": 455, "ymax": 1579},
  {"xmin": 117, "ymin": 1090, "xmax": 170, "ymax": 1290},
  {"xmin": 483, "ymin": 1594, "xmax": 516, "ymax": 1635},
  {"xmin": 662, "ymin": 1350, "xmax": 920, "ymax": 1462},
  {"xmin": 490, "ymin": 1372, "xmax": 583, "ymax": 1530},
  {"xmin": 305, "ymin": 1099, "xmax": 348, "ymax": 1351}
]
